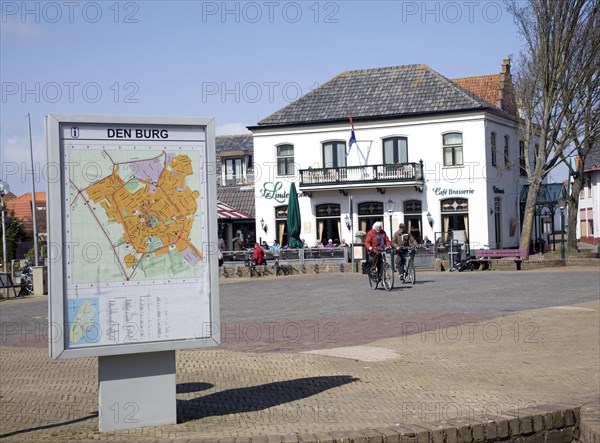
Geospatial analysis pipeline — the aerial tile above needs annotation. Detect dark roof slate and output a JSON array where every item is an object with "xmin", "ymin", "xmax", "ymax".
[
  {"xmin": 584, "ymin": 144, "xmax": 600, "ymax": 171},
  {"xmin": 256, "ymin": 64, "xmax": 494, "ymax": 127},
  {"xmin": 217, "ymin": 187, "xmax": 255, "ymax": 217},
  {"xmin": 216, "ymin": 135, "xmax": 253, "ymax": 153}
]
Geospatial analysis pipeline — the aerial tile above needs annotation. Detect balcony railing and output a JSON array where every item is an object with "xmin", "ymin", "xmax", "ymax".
[{"xmin": 299, "ymin": 162, "xmax": 423, "ymax": 189}]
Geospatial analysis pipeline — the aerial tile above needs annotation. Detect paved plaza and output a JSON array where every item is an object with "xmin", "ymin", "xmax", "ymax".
[{"xmin": 0, "ymin": 267, "xmax": 599, "ymax": 441}]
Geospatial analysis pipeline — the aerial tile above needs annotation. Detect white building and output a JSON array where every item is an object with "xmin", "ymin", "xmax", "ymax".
[
  {"xmin": 577, "ymin": 144, "xmax": 600, "ymax": 245},
  {"xmin": 249, "ymin": 60, "xmax": 530, "ymax": 254}
]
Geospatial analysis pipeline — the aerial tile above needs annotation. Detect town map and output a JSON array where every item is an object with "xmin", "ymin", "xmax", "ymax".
[{"xmin": 67, "ymin": 148, "xmax": 204, "ymax": 286}]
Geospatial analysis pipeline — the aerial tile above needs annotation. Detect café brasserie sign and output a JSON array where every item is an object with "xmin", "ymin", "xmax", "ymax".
[{"xmin": 432, "ymin": 187, "xmax": 475, "ymax": 196}]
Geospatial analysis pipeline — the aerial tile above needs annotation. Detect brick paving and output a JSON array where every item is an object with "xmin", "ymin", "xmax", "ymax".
[{"xmin": 0, "ymin": 268, "xmax": 598, "ymax": 441}]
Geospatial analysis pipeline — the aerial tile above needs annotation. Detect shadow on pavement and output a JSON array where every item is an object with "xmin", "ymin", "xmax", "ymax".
[
  {"xmin": 0, "ymin": 412, "xmax": 99, "ymax": 439},
  {"xmin": 177, "ymin": 375, "xmax": 358, "ymax": 422},
  {"xmin": 176, "ymin": 382, "xmax": 215, "ymax": 394}
]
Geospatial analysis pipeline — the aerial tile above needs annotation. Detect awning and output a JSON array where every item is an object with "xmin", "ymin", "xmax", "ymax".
[{"xmin": 217, "ymin": 201, "xmax": 252, "ymax": 220}]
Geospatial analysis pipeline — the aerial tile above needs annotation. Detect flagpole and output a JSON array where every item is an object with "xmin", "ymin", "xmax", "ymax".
[{"xmin": 27, "ymin": 113, "xmax": 39, "ymax": 266}]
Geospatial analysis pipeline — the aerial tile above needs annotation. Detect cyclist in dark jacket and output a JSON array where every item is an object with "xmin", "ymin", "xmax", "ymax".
[{"xmin": 392, "ymin": 223, "xmax": 418, "ymax": 278}]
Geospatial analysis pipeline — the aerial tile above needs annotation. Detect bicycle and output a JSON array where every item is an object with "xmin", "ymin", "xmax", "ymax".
[
  {"xmin": 18, "ymin": 259, "xmax": 33, "ymax": 296},
  {"xmin": 398, "ymin": 245, "xmax": 417, "ymax": 285},
  {"xmin": 367, "ymin": 248, "xmax": 394, "ymax": 291},
  {"xmin": 449, "ymin": 256, "xmax": 475, "ymax": 272}
]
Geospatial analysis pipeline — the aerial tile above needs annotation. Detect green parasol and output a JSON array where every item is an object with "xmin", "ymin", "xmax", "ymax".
[{"xmin": 286, "ymin": 183, "xmax": 303, "ymax": 248}]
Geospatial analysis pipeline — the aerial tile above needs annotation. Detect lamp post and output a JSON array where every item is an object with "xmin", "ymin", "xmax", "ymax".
[
  {"xmin": 386, "ymin": 198, "xmax": 395, "ymax": 271},
  {"xmin": 0, "ymin": 180, "xmax": 10, "ymax": 297},
  {"xmin": 558, "ymin": 196, "xmax": 566, "ymax": 260}
]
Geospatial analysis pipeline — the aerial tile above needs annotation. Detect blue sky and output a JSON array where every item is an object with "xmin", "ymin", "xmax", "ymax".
[{"xmin": 1, "ymin": 0, "xmax": 533, "ymax": 196}]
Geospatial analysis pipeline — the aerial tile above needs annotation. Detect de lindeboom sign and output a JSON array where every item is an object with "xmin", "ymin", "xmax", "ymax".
[
  {"xmin": 432, "ymin": 187, "xmax": 475, "ymax": 196},
  {"xmin": 260, "ymin": 181, "xmax": 308, "ymax": 203}
]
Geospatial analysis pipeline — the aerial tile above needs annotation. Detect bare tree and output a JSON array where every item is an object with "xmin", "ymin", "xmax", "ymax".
[
  {"xmin": 559, "ymin": 2, "xmax": 600, "ymax": 249},
  {"xmin": 508, "ymin": 0, "xmax": 597, "ymax": 255}
]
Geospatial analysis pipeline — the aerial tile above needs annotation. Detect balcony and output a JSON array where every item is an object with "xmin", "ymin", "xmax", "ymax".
[{"xmin": 299, "ymin": 162, "xmax": 424, "ymax": 192}]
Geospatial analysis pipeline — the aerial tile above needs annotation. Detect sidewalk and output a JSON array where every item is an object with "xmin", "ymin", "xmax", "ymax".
[{"xmin": 1, "ymin": 296, "xmax": 598, "ymax": 441}]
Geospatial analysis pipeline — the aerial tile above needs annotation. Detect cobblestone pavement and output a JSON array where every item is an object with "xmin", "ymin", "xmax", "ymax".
[{"xmin": 0, "ymin": 268, "xmax": 598, "ymax": 441}]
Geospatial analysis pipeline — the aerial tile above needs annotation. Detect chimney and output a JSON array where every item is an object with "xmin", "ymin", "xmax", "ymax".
[{"xmin": 498, "ymin": 58, "xmax": 516, "ymax": 115}]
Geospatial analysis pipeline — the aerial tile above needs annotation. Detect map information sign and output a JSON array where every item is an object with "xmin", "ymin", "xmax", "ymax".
[{"xmin": 47, "ymin": 115, "xmax": 219, "ymax": 358}]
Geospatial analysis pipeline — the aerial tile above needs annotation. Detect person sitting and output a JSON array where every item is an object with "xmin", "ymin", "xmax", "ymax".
[
  {"xmin": 271, "ymin": 239, "xmax": 281, "ymax": 252},
  {"xmin": 261, "ymin": 240, "xmax": 269, "ymax": 251},
  {"xmin": 364, "ymin": 222, "xmax": 391, "ymax": 277},
  {"xmin": 312, "ymin": 240, "xmax": 324, "ymax": 248},
  {"xmin": 324, "ymin": 239, "xmax": 336, "ymax": 249},
  {"xmin": 392, "ymin": 223, "xmax": 418, "ymax": 279}
]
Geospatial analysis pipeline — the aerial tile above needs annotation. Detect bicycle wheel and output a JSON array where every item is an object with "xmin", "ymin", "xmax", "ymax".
[
  {"xmin": 382, "ymin": 262, "xmax": 394, "ymax": 291},
  {"xmin": 405, "ymin": 261, "xmax": 416, "ymax": 285},
  {"xmin": 368, "ymin": 267, "xmax": 379, "ymax": 290}
]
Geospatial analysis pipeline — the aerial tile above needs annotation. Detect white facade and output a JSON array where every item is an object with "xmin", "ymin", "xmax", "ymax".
[
  {"xmin": 576, "ymin": 169, "xmax": 599, "ymax": 244},
  {"xmin": 252, "ymin": 110, "xmax": 528, "ymax": 252}
]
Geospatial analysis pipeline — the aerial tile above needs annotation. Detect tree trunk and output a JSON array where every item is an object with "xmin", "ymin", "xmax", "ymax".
[{"xmin": 519, "ymin": 177, "xmax": 544, "ymax": 256}]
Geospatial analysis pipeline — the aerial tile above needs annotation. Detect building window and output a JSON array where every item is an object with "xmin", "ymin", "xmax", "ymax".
[
  {"xmin": 357, "ymin": 201, "xmax": 384, "ymax": 232},
  {"xmin": 403, "ymin": 199, "xmax": 423, "ymax": 243},
  {"xmin": 322, "ymin": 141, "xmax": 346, "ymax": 168},
  {"xmin": 491, "ymin": 132, "xmax": 497, "ymax": 166},
  {"xmin": 519, "ymin": 140, "xmax": 526, "ymax": 176},
  {"xmin": 316, "ymin": 204, "xmax": 341, "ymax": 244},
  {"xmin": 503, "ymin": 135, "xmax": 510, "ymax": 167},
  {"xmin": 225, "ymin": 158, "xmax": 242, "ymax": 182},
  {"xmin": 277, "ymin": 144, "xmax": 294, "ymax": 176},
  {"xmin": 440, "ymin": 198, "xmax": 469, "ymax": 245},
  {"xmin": 383, "ymin": 137, "xmax": 408, "ymax": 164},
  {"xmin": 443, "ymin": 132, "xmax": 463, "ymax": 166},
  {"xmin": 275, "ymin": 206, "xmax": 288, "ymax": 246}
]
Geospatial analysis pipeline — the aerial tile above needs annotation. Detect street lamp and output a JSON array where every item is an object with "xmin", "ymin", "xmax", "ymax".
[
  {"xmin": 427, "ymin": 211, "xmax": 434, "ymax": 228},
  {"xmin": 0, "ymin": 181, "xmax": 10, "ymax": 295},
  {"xmin": 557, "ymin": 196, "xmax": 566, "ymax": 259},
  {"xmin": 260, "ymin": 218, "xmax": 268, "ymax": 234},
  {"xmin": 386, "ymin": 199, "xmax": 396, "ymax": 272},
  {"xmin": 344, "ymin": 214, "xmax": 351, "ymax": 230}
]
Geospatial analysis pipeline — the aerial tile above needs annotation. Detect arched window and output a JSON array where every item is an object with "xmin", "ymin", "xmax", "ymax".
[
  {"xmin": 275, "ymin": 205, "xmax": 288, "ymax": 245},
  {"xmin": 383, "ymin": 137, "xmax": 408, "ymax": 164},
  {"xmin": 403, "ymin": 200, "xmax": 423, "ymax": 243},
  {"xmin": 276, "ymin": 144, "xmax": 294, "ymax": 176},
  {"xmin": 491, "ymin": 132, "xmax": 497, "ymax": 166},
  {"xmin": 322, "ymin": 141, "xmax": 346, "ymax": 168},
  {"xmin": 357, "ymin": 201, "xmax": 384, "ymax": 232},
  {"xmin": 315, "ymin": 203, "xmax": 341, "ymax": 243},
  {"xmin": 440, "ymin": 198, "xmax": 469, "ymax": 243},
  {"xmin": 443, "ymin": 132, "xmax": 463, "ymax": 166}
]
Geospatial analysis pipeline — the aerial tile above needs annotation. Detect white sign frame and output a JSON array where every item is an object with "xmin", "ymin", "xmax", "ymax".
[{"xmin": 46, "ymin": 114, "xmax": 219, "ymax": 359}]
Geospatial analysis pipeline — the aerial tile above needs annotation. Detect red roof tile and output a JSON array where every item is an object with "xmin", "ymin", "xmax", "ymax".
[
  {"xmin": 452, "ymin": 74, "xmax": 502, "ymax": 108},
  {"xmin": 5, "ymin": 192, "xmax": 46, "ymax": 220}
]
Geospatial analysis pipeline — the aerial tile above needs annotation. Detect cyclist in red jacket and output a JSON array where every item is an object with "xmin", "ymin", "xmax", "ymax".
[{"xmin": 364, "ymin": 221, "xmax": 391, "ymax": 275}]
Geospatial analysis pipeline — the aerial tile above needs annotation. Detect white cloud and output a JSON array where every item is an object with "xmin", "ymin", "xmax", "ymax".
[
  {"xmin": 0, "ymin": 17, "xmax": 44, "ymax": 40},
  {"xmin": 216, "ymin": 122, "xmax": 250, "ymax": 136}
]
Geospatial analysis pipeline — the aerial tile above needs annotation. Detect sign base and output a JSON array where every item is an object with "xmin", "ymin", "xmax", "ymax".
[{"xmin": 98, "ymin": 351, "xmax": 176, "ymax": 432}]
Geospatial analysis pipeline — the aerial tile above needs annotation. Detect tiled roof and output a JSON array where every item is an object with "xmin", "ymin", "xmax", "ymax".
[
  {"xmin": 216, "ymin": 135, "xmax": 253, "ymax": 153},
  {"xmin": 584, "ymin": 144, "xmax": 600, "ymax": 171},
  {"xmin": 255, "ymin": 64, "xmax": 494, "ymax": 127},
  {"xmin": 452, "ymin": 74, "xmax": 501, "ymax": 108},
  {"xmin": 217, "ymin": 187, "xmax": 255, "ymax": 218},
  {"xmin": 5, "ymin": 192, "xmax": 46, "ymax": 220}
]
